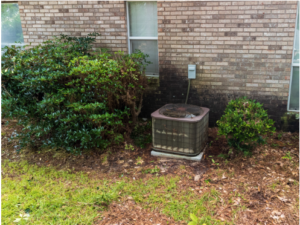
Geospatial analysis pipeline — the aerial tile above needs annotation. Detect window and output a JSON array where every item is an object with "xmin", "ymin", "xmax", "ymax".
[
  {"xmin": 126, "ymin": 1, "xmax": 159, "ymax": 76},
  {"xmin": 1, "ymin": 3, "xmax": 24, "ymax": 53},
  {"xmin": 288, "ymin": 3, "xmax": 299, "ymax": 111}
]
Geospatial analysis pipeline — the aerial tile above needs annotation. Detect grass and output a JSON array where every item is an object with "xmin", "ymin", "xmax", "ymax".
[
  {"xmin": 2, "ymin": 160, "xmax": 226, "ymax": 224},
  {"xmin": 2, "ymin": 160, "xmax": 124, "ymax": 224},
  {"xmin": 141, "ymin": 166, "xmax": 160, "ymax": 174},
  {"xmin": 269, "ymin": 180, "xmax": 280, "ymax": 190}
]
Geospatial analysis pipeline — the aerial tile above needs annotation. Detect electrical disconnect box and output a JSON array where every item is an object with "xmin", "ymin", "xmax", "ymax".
[{"xmin": 188, "ymin": 65, "xmax": 196, "ymax": 79}]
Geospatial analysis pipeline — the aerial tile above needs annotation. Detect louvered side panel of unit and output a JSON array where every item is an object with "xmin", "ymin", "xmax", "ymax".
[{"xmin": 152, "ymin": 117, "xmax": 207, "ymax": 156}]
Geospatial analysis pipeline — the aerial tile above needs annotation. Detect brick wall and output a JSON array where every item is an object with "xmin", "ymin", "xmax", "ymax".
[
  {"xmin": 18, "ymin": 1, "xmax": 128, "ymax": 52},
  {"xmin": 144, "ymin": 1, "xmax": 298, "ymax": 131},
  {"xmin": 14, "ymin": 1, "xmax": 298, "ymax": 130}
]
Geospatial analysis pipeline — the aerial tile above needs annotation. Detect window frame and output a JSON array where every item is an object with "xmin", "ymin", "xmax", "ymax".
[
  {"xmin": 126, "ymin": 1, "xmax": 159, "ymax": 77},
  {"xmin": 287, "ymin": 2, "xmax": 299, "ymax": 112}
]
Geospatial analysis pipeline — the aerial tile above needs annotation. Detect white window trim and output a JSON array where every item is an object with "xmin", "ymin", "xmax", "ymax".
[
  {"xmin": 2, "ymin": 43, "xmax": 25, "ymax": 47},
  {"xmin": 126, "ymin": 1, "xmax": 159, "ymax": 77},
  {"xmin": 287, "ymin": 2, "xmax": 299, "ymax": 112}
]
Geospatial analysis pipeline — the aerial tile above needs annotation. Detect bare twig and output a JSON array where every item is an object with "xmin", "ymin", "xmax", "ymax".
[
  {"xmin": 2, "ymin": 84, "xmax": 12, "ymax": 97},
  {"xmin": 135, "ymin": 93, "xmax": 143, "ymax": 117}
]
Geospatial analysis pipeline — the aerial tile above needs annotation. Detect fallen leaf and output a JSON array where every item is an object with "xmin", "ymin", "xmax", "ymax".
[
  {"xmin": 233, "ymin": 197, "xmax": 241, "ymax": 206},
  {"xmin": 277, "ymin": 196, "xmax": 289, "ymax": 202},
  {"xmin": 194, "ymin": 175, "xmax": 201, "ymax": 182},
  {"xmin": 270, "ymin": 210, "xmax": 285, "ymax": 221}
]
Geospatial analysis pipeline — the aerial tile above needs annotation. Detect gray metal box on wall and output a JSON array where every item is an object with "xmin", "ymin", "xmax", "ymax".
[
  {"xmin": 151, "ymin": 104, "xmax": 209, "ymax": 156},
  {"xmin": 188, "ymin": 64, "xmax": 196, "ymax": 79}
]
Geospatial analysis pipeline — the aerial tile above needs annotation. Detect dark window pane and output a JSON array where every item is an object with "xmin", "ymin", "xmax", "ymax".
[
  {"xmin": 289, "ymin": 66, "xmax": 299, "ymax": 110},
  {"xmin": 131, "ymin": 40, "xmax": 158, "ymax": 75}
]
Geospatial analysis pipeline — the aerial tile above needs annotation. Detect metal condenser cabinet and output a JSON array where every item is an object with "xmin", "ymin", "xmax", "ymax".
[{"xmin": 151, "ymin": 104, "xmax": 209, "ymax": 156}]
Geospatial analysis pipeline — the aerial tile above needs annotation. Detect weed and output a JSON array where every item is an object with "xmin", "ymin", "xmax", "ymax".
[
  {"xmin": 270, "ymin": 181, "xmax": 280, "ymax": 190},
  {"xmin": 228, "ymin": 171, "xmax": 235, "ymax": 178},
  {"xmin": 217, "ymin": 154, "xmax": 228, "ymax": 159},
  {"xmin": 101, "ymin": 154, "xmax": 108, "ymax": 164},
  {"xmin": 211, "ymin": 159, "xmax": 219, "ymax": 166},
  {"xmin": 277, "ymin": 132, "xmax": 283, "ymax": 139},
  {"xmin": 125, "ymin": 143, "xmax": 135, "ymax": 151},
  {"xmin": 141, "ymin": 166, "xmax": 160, "ymax": 174},
  {"xmin": 282, "ymin": 152, "xmax": 292, "ymax": 161},
  {"xmin": 271, "ymin": 143, "xmax": 278, "ymax": 147},
  {"xmin": 188, "ymin": 213, "xmax": 199, "ymax": 225},
  {"xmin": 204, "ymin": 179, "xmax": 211, "ymax": 184},
  {"xmin": 136, "ymin": 156, "xmax": 143, "ymax": 165},
  {"xmin": 141, "ymin": 169, "xmax": 151, "ymax": 174},
  {"xmin": 291, "ymin": 135, "xmax": 298, "ymax": 140},
  {"xmin": 179, "ymin": 165, "xmax": 186, "ymax": 170}
]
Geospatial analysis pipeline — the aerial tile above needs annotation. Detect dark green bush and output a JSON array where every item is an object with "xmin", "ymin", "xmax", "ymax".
[
  {"xmin": 217, "ymin": 97, "xmax": 275, "ymax": 154},
  {"xmin": 130, "ymin": 120, "xmax": 152, "ymax": 148},
  {"xmin": 2, "ymin": 33, "xmax": 149, "ymax": 153}
]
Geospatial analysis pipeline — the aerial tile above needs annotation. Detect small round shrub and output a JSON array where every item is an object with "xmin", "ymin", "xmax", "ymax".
[
  {"xmin": 2, "ymin": 33, "xmax": 149, "ymax": 154},
  {"xmin": 217, "ymin": 97, "xmax": 275, "ymax": 153}
]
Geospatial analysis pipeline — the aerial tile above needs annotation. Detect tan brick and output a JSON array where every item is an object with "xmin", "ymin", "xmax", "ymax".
[{"xmin": 18, "ymin": 0, "xmax": 297, "ymax": 102}]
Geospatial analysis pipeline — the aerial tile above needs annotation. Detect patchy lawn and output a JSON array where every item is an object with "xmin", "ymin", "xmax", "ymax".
[{"xmin": 1, "ymin": 120, "xmax": 299, "ymax": 224}]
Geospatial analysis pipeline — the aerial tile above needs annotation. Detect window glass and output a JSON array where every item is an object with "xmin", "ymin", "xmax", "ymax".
[
  {"xmin": 293, "ymin": 6, "xmax": 299, "ymax": 64},
  {"xmin": 289, "ymin": 67, "xmax": 299, "ymax": 110},
  {"xmin": 131, "ymin": 40, "xmax": 158, "ymax": 74},
  {"xmin": 288, "ymin": 4, "xmax": 299, "ymax": 111},
  {"xmin": 127, "ymin": 1, "xmax": 159, "ymax": 75},
  {"xmin": 1, "ymin": 3, "xmax": 24, "ymax": 49},
  {"xmin": 129, "ymin": 2, "xmax": 157, "ymax": 37}
]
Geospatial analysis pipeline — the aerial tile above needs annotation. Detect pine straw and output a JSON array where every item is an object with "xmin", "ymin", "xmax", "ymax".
[{"xmin": 96, "ymin": 200, "xmax": 184, "ymax": 225}]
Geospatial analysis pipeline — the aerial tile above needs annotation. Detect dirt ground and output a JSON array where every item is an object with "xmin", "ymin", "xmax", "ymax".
[{"xmin": 1, "ymin": 120, "xmax": 299, "ymax": 224}]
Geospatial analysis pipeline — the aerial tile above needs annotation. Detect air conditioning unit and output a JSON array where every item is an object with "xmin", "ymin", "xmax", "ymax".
[{"xmin": 151, "ymin": 104, "xmax": 209, "ymax": 159}]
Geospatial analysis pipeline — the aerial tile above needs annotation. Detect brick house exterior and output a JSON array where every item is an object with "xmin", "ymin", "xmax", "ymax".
[{"xmin": 10, "ymin": 1, "xmax": 300, "ymax": 130}]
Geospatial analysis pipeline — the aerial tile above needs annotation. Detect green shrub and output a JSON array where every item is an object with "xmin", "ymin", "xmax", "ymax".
[
  {"xmin": 217, "ymin": 97, "xmax": 275, "ymax": 154},
  {"xmin": 2, "ymin": 33, "xmax": 149, "ymax": 153},
  {"xmin": 130, "ymin": 120, "xmax": 152, "ymax": 148}
]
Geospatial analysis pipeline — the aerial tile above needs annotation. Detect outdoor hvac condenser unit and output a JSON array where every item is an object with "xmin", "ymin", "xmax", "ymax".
[{"xmin": 151, "ymin": 104, "xmax": 209, "ymax": 159}]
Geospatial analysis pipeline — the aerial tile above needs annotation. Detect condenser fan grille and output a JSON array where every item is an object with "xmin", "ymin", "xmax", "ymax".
[{"xmin": 159, "ymin": 104, "xmax": 202, "ymax": 118}]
